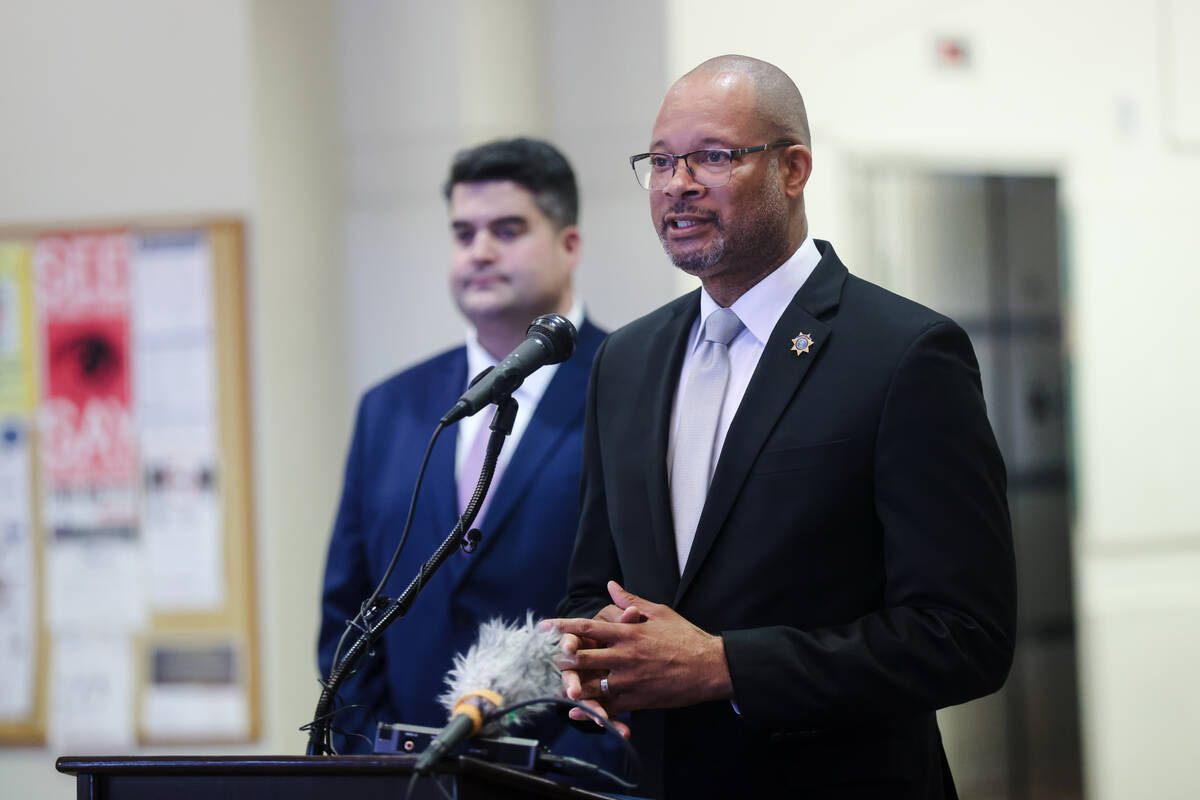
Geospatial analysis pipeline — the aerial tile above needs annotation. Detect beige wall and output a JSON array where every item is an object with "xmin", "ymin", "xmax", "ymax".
[
  {"xmin": 0, "ymin": 0, "xmax": 254, "ymax": 224},
  {"xmin": 0, "ymin": 0, "xmax": 346, "ymax": 794},
  {"xmin": 248, "ymin": 0, "xmax": 346, "ymax": 764},
  {"xmin": 337, "ymin": 0, "xmax": 671, "ymax": 394}
]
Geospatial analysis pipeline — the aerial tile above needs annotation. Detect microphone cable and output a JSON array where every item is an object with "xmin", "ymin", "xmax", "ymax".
[
  {"xmin": 402, "ymin": 696, "xmax": 641, "ymax": 799},
  {"xmin": 346, "ymin": 363, "xmax": 499, "ymax": 649},
  {"xmin": 484, "ymin": 697, "xmax": 641, "ymax": 790},
  {"xmin": 317, "ymin": 371, "xmax": 513, "ymax": 754},
  {"xmin": 327, "ymin": 418, "xmax": 445, "ymax": 681}
]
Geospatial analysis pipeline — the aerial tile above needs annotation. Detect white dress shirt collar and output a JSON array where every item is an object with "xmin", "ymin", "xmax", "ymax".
[
  {"xmin": 464, "ymin": 298, "xmax": 586, "ymax": 400},
  {"xmin": 694, "ymin": 236, "xmax": 822, "ymax": 350},
  {"xmin": 457, "ymin": 299, "xmax": 585, "ymax": 486},
  {"xmin": 669, "ymin": 237, "xmax": 821, "ymax": 573}
]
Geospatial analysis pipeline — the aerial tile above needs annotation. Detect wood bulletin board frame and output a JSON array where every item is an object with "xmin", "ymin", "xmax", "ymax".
[{"xmin": 0, "ymin": 218, "xmax": 258, "ymax": 746}]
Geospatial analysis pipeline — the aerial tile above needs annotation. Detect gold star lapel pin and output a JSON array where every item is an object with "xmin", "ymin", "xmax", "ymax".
[{"xmin": 790, "ymin": 332, "xmax": 814, "ymax": 356}]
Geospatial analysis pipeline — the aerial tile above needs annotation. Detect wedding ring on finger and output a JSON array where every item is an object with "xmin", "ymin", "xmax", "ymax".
[{"xmin": 599, "ymin": 676, "xmax": 610, "ymax": 695}]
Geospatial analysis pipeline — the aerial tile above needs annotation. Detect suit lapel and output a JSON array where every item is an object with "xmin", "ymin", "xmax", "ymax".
[
  {"xmin": 675, "ymin": 244, "xmax": 848, "ymax": 604},
  {"xmin": 644, "ymin": 293, "xmax": 703, "ymax": 591},
  {"xmin": 449, "ymin": 321, "xmax": 604, "ymax": 589},
  {"xmin": 461, "ymin": 356, "xmax": 584, "ymax": 552}
]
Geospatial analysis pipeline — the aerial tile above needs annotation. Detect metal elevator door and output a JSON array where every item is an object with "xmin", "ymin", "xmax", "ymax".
[{"xmin": 852, "ymin": 169, "xmax": 1081, "ymax": 800}]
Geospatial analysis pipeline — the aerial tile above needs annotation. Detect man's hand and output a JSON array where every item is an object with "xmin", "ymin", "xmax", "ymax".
[
  {"xmin": 545, "ymin": 581, "xmax": 733, "ymax": 736},
  {"xmin": 549, "ymin": 594, "xmax": 642, "ymax": 737}
]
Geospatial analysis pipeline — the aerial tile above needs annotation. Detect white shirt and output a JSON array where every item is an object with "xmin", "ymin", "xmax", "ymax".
[
  {"xmin": 456, "ymin": 300, "xmax": 586, "ymax": 484},
  {"xmin": 667, "ymin": 237, "xmax": 822, "ymax": 491}
]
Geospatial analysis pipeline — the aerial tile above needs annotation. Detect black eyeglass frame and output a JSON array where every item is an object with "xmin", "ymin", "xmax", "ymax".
[{"xmin": 629, "ymin": 139, "xmax": 795, "ymax": 190}]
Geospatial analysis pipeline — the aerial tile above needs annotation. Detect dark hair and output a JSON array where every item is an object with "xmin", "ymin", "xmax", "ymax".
[{"xmin": 443, "ymin": 137, "xmax": 579, "ymax": 229}]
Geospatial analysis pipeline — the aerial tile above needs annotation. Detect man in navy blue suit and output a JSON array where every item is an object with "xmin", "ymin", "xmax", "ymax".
[{"xmin": 318, "ymin": 138, "xmax": 608, "ymax": 756}]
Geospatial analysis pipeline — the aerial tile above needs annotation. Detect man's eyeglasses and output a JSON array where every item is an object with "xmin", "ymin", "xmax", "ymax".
[{"xmin": 629, "ymin": 140, "xmax": 794, "ymax": 191}]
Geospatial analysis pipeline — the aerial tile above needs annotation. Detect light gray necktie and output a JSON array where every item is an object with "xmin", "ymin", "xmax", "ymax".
[{"xmin": 670, "ymin": 307, "xmax": 744, "ymax": 572}]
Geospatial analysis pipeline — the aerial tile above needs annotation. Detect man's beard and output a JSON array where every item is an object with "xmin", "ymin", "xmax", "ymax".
[
  {"xmin": 657, "ymin": 177, "xmax": 789, "ymax": 277},
  {"xmin": 658, "ymin": 208, "xmax": 726, "ymax": 273}
]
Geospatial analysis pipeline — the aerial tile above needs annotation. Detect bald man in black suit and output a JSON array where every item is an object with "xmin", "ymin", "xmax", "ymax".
[{"xmin": 547, "ymin": 55, "xmax": 1016, "ymax": 799}]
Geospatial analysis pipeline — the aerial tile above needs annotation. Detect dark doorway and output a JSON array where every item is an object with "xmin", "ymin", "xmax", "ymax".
[{"xmin": 853, "ymin": 169, "xmax": 1081, "ymax": 799}]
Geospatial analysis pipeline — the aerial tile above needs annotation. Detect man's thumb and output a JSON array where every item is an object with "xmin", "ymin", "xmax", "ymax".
[{"xmin": 607, "ymin": 580, "xmax": 643, "ymax": 609}]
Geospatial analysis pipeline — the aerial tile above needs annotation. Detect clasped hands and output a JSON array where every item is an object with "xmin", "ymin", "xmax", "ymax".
[{"xmin": 541, "ymin": 580, "xmax": 733, "ymax": 739}]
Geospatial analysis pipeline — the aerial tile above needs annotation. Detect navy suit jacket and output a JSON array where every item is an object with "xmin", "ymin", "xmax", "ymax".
[
  {"xmin": 561, "ymin": 243, "xmax": 1016, "ymax": 799},
  {"xmin": 319, "ymin": 319, "xmax": 606, "ymax": 752}
]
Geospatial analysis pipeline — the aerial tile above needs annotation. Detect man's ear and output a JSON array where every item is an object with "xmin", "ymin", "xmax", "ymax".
[
  {"xmin": 782, "ymin": 145, "xmax": 813, "ymax": 199},
  {"xmin": 560, "ymin": 225, "xmax": 582, "ymax": 267}
]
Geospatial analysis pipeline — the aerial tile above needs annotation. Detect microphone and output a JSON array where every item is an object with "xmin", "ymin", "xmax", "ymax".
[
  {"xmin": 414, "ymin": 613, "xmax": 564, "ymax": 773},
  {"xmin": 440, "ymin": 314, "xmax": 577, "ymax": 425}
]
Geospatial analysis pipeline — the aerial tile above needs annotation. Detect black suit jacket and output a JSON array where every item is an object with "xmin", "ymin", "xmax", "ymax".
[{"xmin": 560, "ymin": 242, "xmax": 1016, "ymax": 799}]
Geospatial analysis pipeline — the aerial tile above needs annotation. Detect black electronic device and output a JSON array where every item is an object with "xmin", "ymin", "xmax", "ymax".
[{"xmin": 374, "ymin": 722, "xmax": 539, "ymax": 772}]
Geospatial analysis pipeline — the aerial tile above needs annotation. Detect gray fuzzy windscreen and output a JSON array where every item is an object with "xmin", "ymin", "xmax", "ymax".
[{"xmin": 437, "ymin": 612, "xmax": 564, "ymax": 734}]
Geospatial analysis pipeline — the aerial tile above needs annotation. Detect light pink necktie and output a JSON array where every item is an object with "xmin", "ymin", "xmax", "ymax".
[{"xmin": 458, "ymin": 420, "xmax": 502, "ymax": 526}]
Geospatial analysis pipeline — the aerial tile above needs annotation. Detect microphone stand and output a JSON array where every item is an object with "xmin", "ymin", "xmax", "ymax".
[{"xmin": 306, "ymin": 395, "xmax": 519, "ymax": 756}]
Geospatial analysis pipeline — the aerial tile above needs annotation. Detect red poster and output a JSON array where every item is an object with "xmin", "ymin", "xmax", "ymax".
[{"xmin": 34, "ymin": 232, "xmax": 135, "ymax": 486}]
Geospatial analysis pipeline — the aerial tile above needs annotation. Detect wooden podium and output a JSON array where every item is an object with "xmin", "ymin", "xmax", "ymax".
[{"xmin": 56, "ymin": 754, "xmax": 620, "ymax": 800}]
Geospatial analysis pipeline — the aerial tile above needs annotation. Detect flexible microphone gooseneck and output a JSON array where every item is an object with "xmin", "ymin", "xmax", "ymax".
[
  {"xmin": 308, "ymin": 315, "xmax": 576, "ymax": 756},
  {"xmin": 306, "ymin": 398, "xmax": 519, "ymax": 755}
]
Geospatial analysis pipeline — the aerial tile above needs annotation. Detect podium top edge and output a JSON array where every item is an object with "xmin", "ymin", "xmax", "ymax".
[{"xmin": 55, "ymin": 754, "xmax": 428, "ymax": 776}]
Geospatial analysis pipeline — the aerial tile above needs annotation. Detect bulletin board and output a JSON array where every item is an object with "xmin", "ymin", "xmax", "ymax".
[{"xmin": 0, "ymin": 219, "xmax": 258, "ymax": 748}]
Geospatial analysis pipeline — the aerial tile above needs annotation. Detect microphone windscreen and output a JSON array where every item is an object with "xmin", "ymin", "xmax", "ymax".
[
  {"xmin": 437, "ymin": 612, "xmax": 564, "ymax": 734},
  {"xmin": 526, "ymin": 314, "xmax": 577, "ymax": 364}
]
